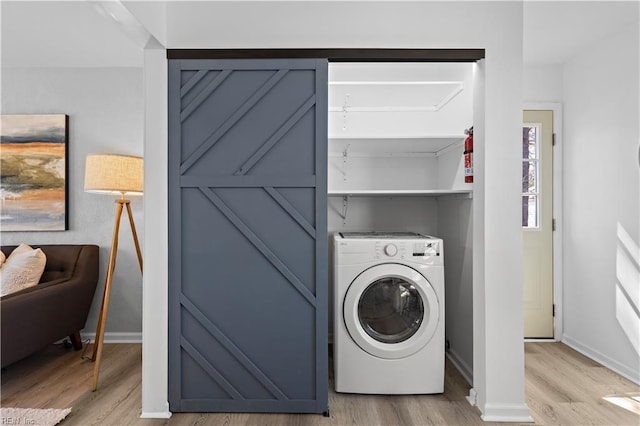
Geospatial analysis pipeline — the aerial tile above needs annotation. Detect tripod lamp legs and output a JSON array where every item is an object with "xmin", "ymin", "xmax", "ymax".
[{"xmin": 91, "ymin": 199, "xmax": 141, "ymax": 391}]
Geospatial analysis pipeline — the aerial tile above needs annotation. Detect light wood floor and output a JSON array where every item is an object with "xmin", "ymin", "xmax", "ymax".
[{"xmin": 1, "ymin": 342, "xmax": 638, "ymax": 425}]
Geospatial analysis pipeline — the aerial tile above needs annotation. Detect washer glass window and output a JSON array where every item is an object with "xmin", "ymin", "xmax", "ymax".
[{"xmin": 357, "ymin": 277, "xmax": 424, "ymax": 344}]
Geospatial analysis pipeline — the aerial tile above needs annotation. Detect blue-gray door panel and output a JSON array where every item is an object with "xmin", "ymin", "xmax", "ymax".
[{"xmin": 168, "ymin": 59, "xmax": 328, "ymax": 413}]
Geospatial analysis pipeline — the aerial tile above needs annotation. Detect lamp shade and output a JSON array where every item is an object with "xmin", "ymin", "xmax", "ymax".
[{"xmin": 84, "ymin": 154, "xmax": 143, "ymax": 195}]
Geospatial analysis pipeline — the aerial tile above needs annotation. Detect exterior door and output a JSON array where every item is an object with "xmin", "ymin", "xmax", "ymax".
[
  {"xmin": 522, "ymin": 110, "xmax": 554, "ymax": 338},
  {"xmin": 168, "ymin": 59, "xmax": 328, "ymax": 413}
]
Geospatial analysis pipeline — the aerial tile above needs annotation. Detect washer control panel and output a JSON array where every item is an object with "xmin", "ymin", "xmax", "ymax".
[
  {"xmin": 372, "ymin": 240, "xmax": 441, "ymax": 259},
  {"xmin": 384, "ymin": 243, "xmax": 398, "ymax": 257},
  {"xmin": 375, "ymin": 241, "xmax": 407, "ymax": 259},
  {"xmin": 413, "ymin": 241, "xmax": 440, "ymax": 257},
  {"xmin": 335, "ymin": 233, "xmax": 444, "ymax": 266}
]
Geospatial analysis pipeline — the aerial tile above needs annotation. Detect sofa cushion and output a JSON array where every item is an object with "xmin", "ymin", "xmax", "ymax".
[
  {"xmin": 0, "ymin": 244, "xmax": 47, "ymax": 297},
  {"xmin": 0, "ymin": 250, "xmax": 5, "ymax": 266},
  {"xmin": 38, "ymin": 245, "xmax": 82, "ymax": 283}
]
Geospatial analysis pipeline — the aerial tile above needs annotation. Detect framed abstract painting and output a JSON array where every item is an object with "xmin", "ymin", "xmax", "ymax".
[{"xmin": 0, "ymin": 114, "xmax": 69, "ymax": 231}]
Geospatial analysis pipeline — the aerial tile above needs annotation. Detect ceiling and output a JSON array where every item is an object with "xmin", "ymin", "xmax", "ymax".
[{"xmin": 0, "ymin": 1, "xmax": 638, "ymax": 68}]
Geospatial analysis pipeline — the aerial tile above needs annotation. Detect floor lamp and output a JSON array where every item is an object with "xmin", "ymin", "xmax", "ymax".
[{"xmin": 84, "ymin": 153, "xmax": 143, "ymax": 391}]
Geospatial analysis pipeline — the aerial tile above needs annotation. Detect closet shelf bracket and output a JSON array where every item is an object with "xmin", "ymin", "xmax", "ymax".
[
  {"xmin": 341, "ymin": 195, "xmax": 349, "ymax": 225},
  {"xmin": 342, "ymin": 94, "xmax": 350, "ymax": 131},
  {"xmin": 342, "ymin": 145, "xmax": 350, "ymax": 182}
]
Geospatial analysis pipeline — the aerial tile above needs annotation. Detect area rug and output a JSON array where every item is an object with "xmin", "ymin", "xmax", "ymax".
[{"xmin": 0, "ymin": 407, "xmax": 71, "ymax": 426}]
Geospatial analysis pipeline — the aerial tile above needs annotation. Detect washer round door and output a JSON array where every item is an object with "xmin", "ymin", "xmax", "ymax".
[{"xmin": 343, "ymin": 263, "xmax": 440, "ymax": 359}]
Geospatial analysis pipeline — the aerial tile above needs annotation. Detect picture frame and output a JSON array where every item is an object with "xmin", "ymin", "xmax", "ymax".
[{"xmin": 0, "ymin": 114, "xmax": 69, "ymax": 231}]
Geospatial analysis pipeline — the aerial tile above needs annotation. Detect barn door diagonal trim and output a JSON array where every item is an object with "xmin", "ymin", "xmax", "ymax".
[
  {"xmin": 264, "ymin": 187, "xmax": 316, "ymax": 239},
  {"xmin": 234, "ymin": 94, "xmax": 316, "ymax": 176},
  {"xmin": 199, "ymin": 186, "xmax": 317, "ymax": 306},
  {"xmin": 180, "ymin": 69, "xmax": 208, "ymax": 98},
  {"xmin": 181, "ymin": 295, "xmax": 289, "ymax": 401},
  {"xmin": 181, "ymin": 69, "xmax": 289, "ymax": 173},
  {"xmin": 181, "ymin": 70, "xmax": 232, "ymax": 122},
  {"xmin": 180, "ymin": 337, "xmax": 245, "ymax": 400}
]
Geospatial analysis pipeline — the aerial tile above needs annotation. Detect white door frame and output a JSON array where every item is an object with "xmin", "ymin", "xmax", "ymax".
[{"xmin": 523, "ymin": 102, "xmax": 563, "ymax": 342}]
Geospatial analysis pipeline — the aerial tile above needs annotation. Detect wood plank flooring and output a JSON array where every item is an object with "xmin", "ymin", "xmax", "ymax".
[{"xmin": 1, "ymin": 342, "xmax": 638, "ymax": 425}]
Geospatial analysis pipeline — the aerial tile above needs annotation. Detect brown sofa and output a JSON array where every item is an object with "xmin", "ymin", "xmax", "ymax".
[{"xmin": 1, "ymin": 244, "xmax": 99, "ymax": 368}]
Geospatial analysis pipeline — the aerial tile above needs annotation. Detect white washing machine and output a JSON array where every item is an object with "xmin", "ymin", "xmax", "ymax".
[{"xmin": 333, "ymin": 231, "xmax": 445, "ymax": 394}]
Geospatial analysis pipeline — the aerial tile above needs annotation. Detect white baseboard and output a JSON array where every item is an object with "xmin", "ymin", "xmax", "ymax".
[
  {"xmin": 80, "ymin": 332, "xmax": 142, "ymax": 344},
  {"xmin": 562, "ymin": 334, "xmax": 640, "ymax": 385},
  {"xmin": 466, "ymin": 388, "xmax": 478, "ymax": 406},
  {"xmin": 480, "ymin": 403, "xmax": 534, "ymax": 423},
  {"xmin": 140, "ymin": 411, "xmax": 172, "ymax": 419},
  {"xmin": 140, "ymin": 401, "xmax": 172, "ymax": 419},
  {"xmin": 446, "ymin": 349, "xmax": 473, "ymax": 385}
]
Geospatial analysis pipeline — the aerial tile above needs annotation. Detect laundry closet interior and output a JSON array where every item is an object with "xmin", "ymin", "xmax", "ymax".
[
  {"xmin": 168, "ymin": 55, "xmax": 477, "ymax": 413},
  {"xmin": 327, "ymin": 61, "xmax": 475, "ymax": 384}
]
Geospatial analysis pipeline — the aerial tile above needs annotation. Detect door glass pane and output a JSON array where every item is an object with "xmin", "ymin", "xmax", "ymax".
[
  {"xmin": 522, "ymin": 125, "xmax": 540, "ymax": 228},
  {"xmin": 525, "ymin": 126, "xmax": 538, "ymax": 159},
  {"xmin": 522, "ymin": 195, "xmax": 538, "ymax": 228},
  {"xmin": 358, "ymin": 277, "xmax": 424, "ymax": 344},
  {"xmin": 522, "ymin": 160, "xmax": 538, "ymax": 194}
]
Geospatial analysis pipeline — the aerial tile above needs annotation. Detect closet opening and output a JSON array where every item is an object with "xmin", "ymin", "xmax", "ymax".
[{"xmin": 327, "ymin": 61, "xmax": 476, "ymax": 386}]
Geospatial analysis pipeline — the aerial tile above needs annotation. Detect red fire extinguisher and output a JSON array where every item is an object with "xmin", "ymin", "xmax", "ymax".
[{"xmin": 464, "ymin": 126, "xmax": 473, "ymax": 183}]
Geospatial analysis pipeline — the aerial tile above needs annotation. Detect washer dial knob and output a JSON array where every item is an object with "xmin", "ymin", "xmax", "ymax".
[{"xmin": 384, "ymin": 243, "xmax": 398, "ymax": 257}]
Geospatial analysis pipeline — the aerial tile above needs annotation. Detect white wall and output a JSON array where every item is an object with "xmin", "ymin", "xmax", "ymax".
[
  {"xmin": 562, "ymin": 21, "xmax": 640, "ymax": 383},
  {"xmin": 523, "ymin": 64, "xmax": 563, "ymax": 103},
  {"xmin": 140, "ymin": 1, "xmax": 529, "ymax": 421},
  {"xmin": 1, "ymin": 1, "xmax": 143, "ymax": 68},
  {"xmin": 439, "ymin": 197, "xmax": 474, "ymax": 383},
  {"xmin": 1, "ymin": 67, "xmax": 145, "ymax": 339}
]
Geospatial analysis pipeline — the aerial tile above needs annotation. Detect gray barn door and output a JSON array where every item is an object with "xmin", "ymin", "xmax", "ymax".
[{"xmin": 168, "ymin": 59, "xmax": 328, "ymax": 413}]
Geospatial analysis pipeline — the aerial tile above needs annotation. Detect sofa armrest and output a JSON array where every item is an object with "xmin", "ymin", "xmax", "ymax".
[{"xmin": 0, "ymin": 245, "xmax": 99, "ymax": 367}]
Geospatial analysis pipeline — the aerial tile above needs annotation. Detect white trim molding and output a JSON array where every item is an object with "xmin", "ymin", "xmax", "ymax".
[
  {"xmin": 523, "ymin": 102, "xmax": 564, "ymax": 341},
  {"xmin": 140, "ymin": 405, "xmax": 172, "ymax": 420},
  {"xmin": 480, "ymin": 403, "xmax": 534, "ymax": 423},
  {"xmin": 446, "ymin": 349, "xmax": 473, "ymax": 385},
  {"xmin": 141, "ymin": 44, "xmax": 170, "ymax": 419},
  {"xmin": 466, "ymin": 388, "xmax": 478, "ymax": 406},
  {"xmin": 80, "ymin": 332, "xmax": 142, "ymax": 343},
  {"xmin": 563, "ymin": 334, "xmax": 640, "ymax": 385}
]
